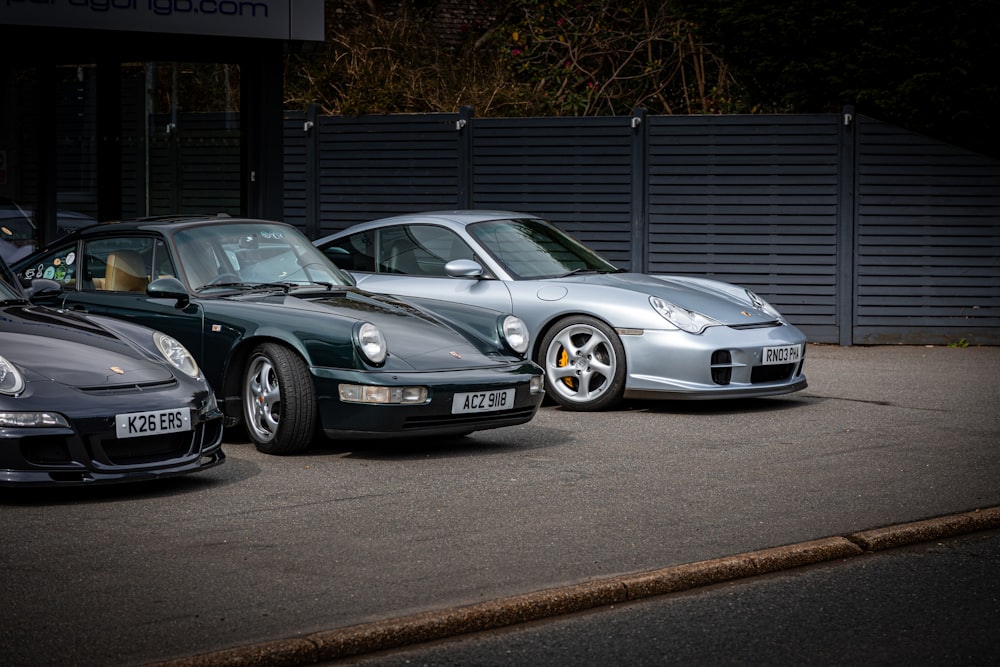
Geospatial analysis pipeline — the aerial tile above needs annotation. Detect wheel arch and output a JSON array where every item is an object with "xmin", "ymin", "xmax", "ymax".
[
  {"xmin": 218, "ymin": 333, "xmax": 312, "ymax": 426},
  {"xmin": 530, "ymin": 310, "xmax": 616, "ymax": 364}
]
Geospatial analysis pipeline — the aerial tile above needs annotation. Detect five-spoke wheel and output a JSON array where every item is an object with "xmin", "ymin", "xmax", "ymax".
[
  {"xmin": 242, "ymin": 342, "xmax": 317, "ymax": 454},
  {"xmin": 539, "ymin": 315, "xmax": 626, "ymax": 411}
]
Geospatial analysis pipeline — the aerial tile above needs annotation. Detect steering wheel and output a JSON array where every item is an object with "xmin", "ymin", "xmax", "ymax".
[{"xmin": 207, "ymin": 273, "xmax": 241, "ymax": 285}]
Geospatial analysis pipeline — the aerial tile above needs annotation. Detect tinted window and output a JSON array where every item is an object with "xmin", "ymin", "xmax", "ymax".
[
  {"xmin": 323, "ymin": 231, "xmax": 375, "ymax": 272},
  {"xmin": 378, "ymin": 225, "xmax": 473, "ymax": 276}
]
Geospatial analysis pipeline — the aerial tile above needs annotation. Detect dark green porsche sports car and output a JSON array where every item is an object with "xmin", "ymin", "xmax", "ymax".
[{"xmin": 13, "ymin": 216, "xmax": 545, "ymax": 455}]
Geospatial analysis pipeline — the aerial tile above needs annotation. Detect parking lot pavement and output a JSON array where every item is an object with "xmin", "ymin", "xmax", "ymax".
[
  {"xmin": 332, "ymin": 527, "xmax": 1000, "ymax": 666},
  {"xmin": 148, "ymin": 508, "xmax": 1000, "ymax": 666},
  {"xmin": 3, "ymin": 344, "xmax": 999, "ymax": 667}
]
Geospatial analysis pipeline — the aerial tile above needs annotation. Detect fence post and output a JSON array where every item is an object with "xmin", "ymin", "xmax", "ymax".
[
  {"xmin": 630, "ymin": 107, "xmax": 649, "ymax": 273},
  {"xmin": 456, "ymin": 105, "xmax": 474, "ymax": 209},
  {"xmin": 304, "ymin": 103, "xmax": 319, "ymax": 238},
  {"xmin": 836, "ymin": 105, "xmax": 857, "ymax": 346}
]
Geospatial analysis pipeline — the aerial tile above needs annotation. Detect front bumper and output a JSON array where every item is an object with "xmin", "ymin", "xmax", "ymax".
[
  {"xmin": 0, "ymin": 390, "xmax": 225, "ymax": 487},
  {"xmin": 312, "ymin": 362, "xmax": 545, "ymax": 438},
  {"xmin": 619, "ymin": 324, "xmax": 808, "ymax": 400}
]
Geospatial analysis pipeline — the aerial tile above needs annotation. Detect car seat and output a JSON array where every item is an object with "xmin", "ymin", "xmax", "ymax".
[{"xmin": 104, "ymin": 250, "xmax": 148, "ymax": 292}]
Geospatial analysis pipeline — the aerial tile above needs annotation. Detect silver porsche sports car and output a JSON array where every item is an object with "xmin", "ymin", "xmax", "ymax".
[{"xmin": 315, "ymin": 210, "xmax": 808, "ymax": 412}]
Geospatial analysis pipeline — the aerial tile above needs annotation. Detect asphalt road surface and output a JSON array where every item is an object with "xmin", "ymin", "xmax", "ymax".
[
  {"xmin": 334, "ymin": 528, "xmax": 1000, "ymax": 666},
  {"xmin": 2, "ymin": 344, "xmax": 998, "ymax": 666}
]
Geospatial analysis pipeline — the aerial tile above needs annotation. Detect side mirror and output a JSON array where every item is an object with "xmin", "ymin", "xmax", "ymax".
[
  {"xmin": 444, "ymin": 259, "xmax": 484, "ymax": 278},
  {"xmin": 25, "ymin": 278, "xmax": 62, "ymax": 299},
  {"xmin": 147, "ymin": 276, "xmax": 190, "ymax": 308}
]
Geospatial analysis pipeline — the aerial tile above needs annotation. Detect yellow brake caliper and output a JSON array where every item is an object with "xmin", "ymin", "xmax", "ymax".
[{"xmin": 558, "ymin": 347, "xmax": 577, "ymax": 389}]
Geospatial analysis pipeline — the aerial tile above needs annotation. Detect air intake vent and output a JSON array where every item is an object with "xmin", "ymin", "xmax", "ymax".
[{"xmin": 710, "ymin": 350, "xmax": 733, "ymax": 385}]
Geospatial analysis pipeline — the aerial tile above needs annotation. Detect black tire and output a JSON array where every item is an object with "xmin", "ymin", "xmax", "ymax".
[
  {"xmin": 539, "ymin": 315, "xmax": 627, "ymax": 411},
  {"xmin": 241, "ymin": 342, "xmax": 317, "ymax": 454}
]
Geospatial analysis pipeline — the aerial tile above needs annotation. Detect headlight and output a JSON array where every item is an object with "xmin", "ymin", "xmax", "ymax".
[
  {"xmin": 153, "ymin": 332, "xmax": 200, "ymax": 378},
  {"xmin": 649, "ymin": 296, "xmax": 718, "ymax": 334},
  {"xmin": 0, "ymin": 411, "xmax": 70, "ymax": 428},
  {"xmin": 0, "ymin": 355, "xmax": 26, "ymax": 395},
  {"xmin": 356, "ymin": 322, "xmax": 387, "ymax": 365},
  {"xmin": 500, "ymin": 315, "xmax": 529, "ymax": 355}
]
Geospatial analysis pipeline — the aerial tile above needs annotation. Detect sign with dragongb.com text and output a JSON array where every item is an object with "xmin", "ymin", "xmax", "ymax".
[{"xmin": 0, "ymin": 0, "xmax": 324, "ymax": 42}]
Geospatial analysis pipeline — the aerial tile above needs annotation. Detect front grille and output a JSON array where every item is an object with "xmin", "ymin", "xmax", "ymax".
[
  {"xmin": 17, "ymin": 418, "xmax": 222, "ymax": 479},
  {"xmin": 95, "ymin": 421, "xmax": 215, "ymax": 465},
  {"xmin": 99, "ymin": 431, "xmax": 193, "ymax": 464},
  {"xmin": 751, "ymin": 363, "xmax": 797, "ymax": 383},
  {"xmin": 402, "ymin": 406, "xmax": 537, "ymax": 430}
]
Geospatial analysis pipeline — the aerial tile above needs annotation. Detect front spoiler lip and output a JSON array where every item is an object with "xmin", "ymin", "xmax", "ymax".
[
  {"xmin": 624, "ymin": 377, "xmax": 808, "ymax": 401},
  {"xmin": 0, "ymin": 449, "xmax": 226, "ymax": 488}
]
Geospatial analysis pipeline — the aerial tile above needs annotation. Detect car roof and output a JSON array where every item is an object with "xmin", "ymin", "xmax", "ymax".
[
  {"xmin": 325, "ymin": 210, "xmax": 541, "ymax": 237},
  {"xmin": 50, "ymin": 214, "xmax": 291, "ymax": 237}
]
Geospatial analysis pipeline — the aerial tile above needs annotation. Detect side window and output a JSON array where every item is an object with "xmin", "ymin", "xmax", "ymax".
[
  {"xmin": 18, "ymin": 242, "xmax": 79, "ymax": 289},
  {"xmin": 84, "ymin": 237, "xmax": 155, "ymax": 292},
  {"xmin": 378, "ymin": 225, "xmax": 472, "ymax": 276},
  {"xmin": 323, "ymin": 231, "xmax": 375, "ymax": 272},
  {"xmin": 377, "ymin": 226, "xmax": 415, "ymax": 274}
]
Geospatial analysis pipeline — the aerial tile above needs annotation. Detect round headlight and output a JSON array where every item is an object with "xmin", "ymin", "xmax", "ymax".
[
  {"xmin": 153, "ymin": 332, "xmax": 200, "ymax": 378},
  {"xmin": 357, "ymin": 322, "xmax": 387, "ymax": 365},
  {"xmin": 0, "ymin": 355, "xmax": 26, "ymax": 395},
  {"xmin": 500, "ymin": 315, "xmax": 530, "ymax": 355}
]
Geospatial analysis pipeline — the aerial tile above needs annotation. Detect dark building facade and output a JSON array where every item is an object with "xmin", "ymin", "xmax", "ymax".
[{"xmin": 0, "ymin": 1, "xmax": 324, "ymax": 258}]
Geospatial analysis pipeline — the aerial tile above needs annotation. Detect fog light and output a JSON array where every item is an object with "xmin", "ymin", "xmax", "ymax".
[
  {"xmin": 530, "ymin": 375, "xmax": 545, "ymax": 394},
  {"xmin": 339, "ymin": 384, "xmax": 428, "ymax": 405}
]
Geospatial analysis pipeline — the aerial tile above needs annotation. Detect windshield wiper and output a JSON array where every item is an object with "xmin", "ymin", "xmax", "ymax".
[
  {"xmin": 194, "ymin": 282, "xmax": 255, "ymax": 293},
  {"xmin": 556, "ymin": 268, "xmax": 602, "ymax": 278},
  {"xmin": 197, "ymin": 280, "xmax": 341, "ymax": 294},
  {"xmin": 287, "ymin": 280, "xmax": 337, "ymax": 290},
  {"xmin": 245, "ymin": 281, "xmax": 341, "ymax": 293}
]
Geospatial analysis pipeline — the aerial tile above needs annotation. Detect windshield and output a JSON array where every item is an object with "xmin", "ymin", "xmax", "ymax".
[
  {"xmin": 466, "ymin": 217, "xmax": 619, "ymax": 279},
  {"xmin": 173, "ymin": 222, "xmax": 351, "ymax": 291}
]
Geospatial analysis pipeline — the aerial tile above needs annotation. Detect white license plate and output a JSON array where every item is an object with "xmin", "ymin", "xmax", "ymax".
[
  {"xmin": 762, "ymin": 344, "xmax": 802, "ymax": 365},
  {"xmin": 115, "ymin": 408, "xmax": 192, "ymax": 439},
  {"xmin": 452, "ymin": 389, "xmax": 515, "ymax": 414}
]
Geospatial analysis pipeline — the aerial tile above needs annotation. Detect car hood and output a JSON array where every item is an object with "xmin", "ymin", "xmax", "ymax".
[
  {"xmin": 562, "ymin": 272, "xmax": 783, "ymax": 325},
  {"xmin": 1, "ymin": 305, "xmax": 174, "ymax": 386},
  {"xmin": 242, "ymin": 290, "xmax": 518, "ymax": 370}
]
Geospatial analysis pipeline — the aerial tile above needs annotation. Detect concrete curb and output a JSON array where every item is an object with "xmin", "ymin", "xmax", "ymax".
[{"xmin": 150, "ymin": 506, "xmax": 1000, "ymax": 667}]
